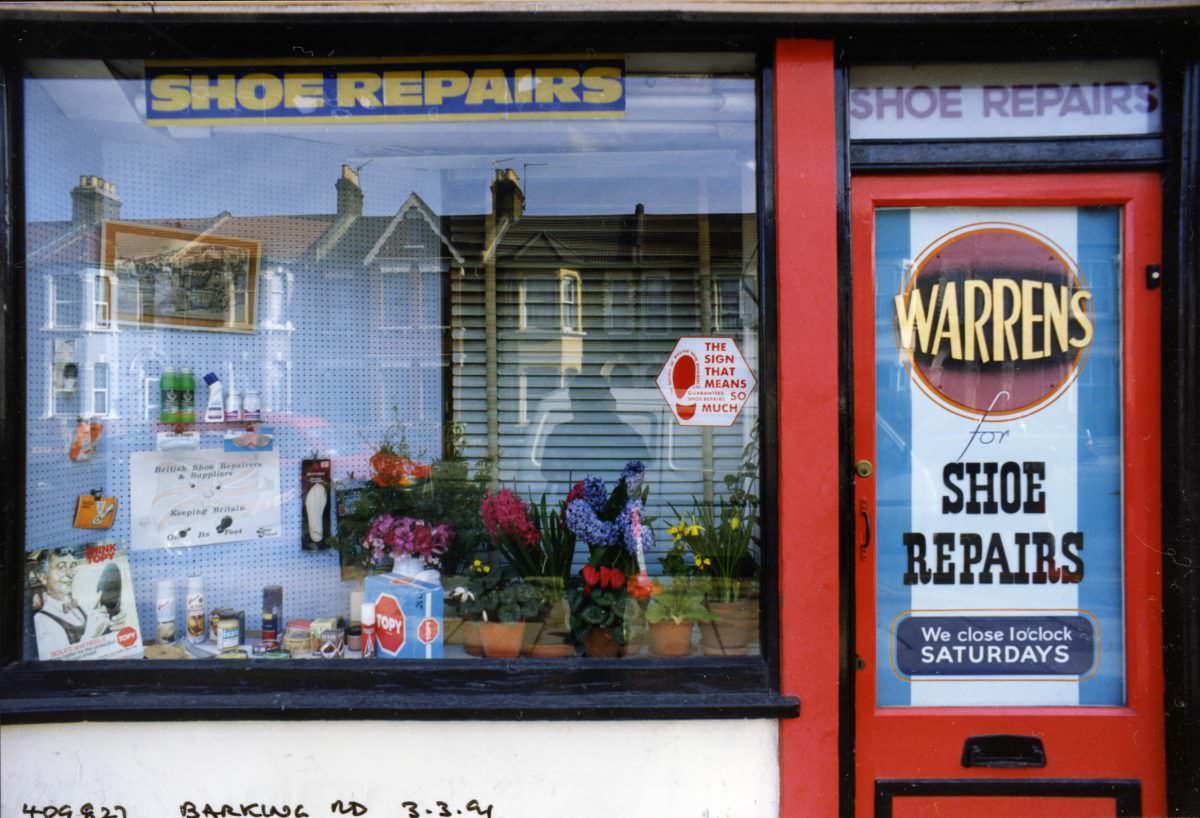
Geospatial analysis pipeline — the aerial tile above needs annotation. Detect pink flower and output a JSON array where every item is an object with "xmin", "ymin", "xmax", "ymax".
[{"xmin": 481, "ymin": 490, "xmax": 540, "ymax": 549}]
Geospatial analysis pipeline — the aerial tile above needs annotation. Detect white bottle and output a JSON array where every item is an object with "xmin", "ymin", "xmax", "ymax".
[
  {"xmin": 224, "ymin": 388, "xmax": 242, "ymax": 422},
  {"xmin": 203, "ymin": 372, "xmax": 225, "ymax": 423},
  {"xmin": 185, "ymin": 576, "xmax": 206, "ymax": 644},
  {"xmin": 155, "ymin": 578, "xmax": 176, "ymax": 644},
  {"xmin": 243, "ymin": 390, "xmax": 261, "ymax": 422}
]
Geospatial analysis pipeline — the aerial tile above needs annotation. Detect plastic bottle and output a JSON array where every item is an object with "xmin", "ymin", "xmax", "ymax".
[
  {"xmin": 243, "ymin": 390, "xmax": 261, "ymax": 422},
  {"xmin": 179, "ymin": 369, "xmax": 196, "ymax": 424},
  {"xmin": 224, "ymin": 387, "xmax": 242, "ymax": 422},
  {"xmin": 361, "ymin": 601, "xmax": 376, "ymax": 658},
  {"xmin": 160, "ymin": 368, "xmax": 179, "ymax": 424},
  {"xmin": 203, "ymin": 372, "xmax": 225, "ymax": 423}
]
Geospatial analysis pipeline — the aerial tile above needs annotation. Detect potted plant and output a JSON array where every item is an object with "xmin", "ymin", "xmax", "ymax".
[
  {"xmin": 452, "ymin": 562, "xmax": 545, "ymax": 659},
  {"xmin": 563, "ymin": 461, "xmax": 659, "ymax": 656},
  {"xmin": 566, "ymin": 563, "xmax": 629, "ymax": 657},
  {"xmin": 645, "ymin": 577, "xmax": 712, "ymax": 657},
  {"xmin": 668, "ymin": 444, "xmax": 761, "ymax": 656}
]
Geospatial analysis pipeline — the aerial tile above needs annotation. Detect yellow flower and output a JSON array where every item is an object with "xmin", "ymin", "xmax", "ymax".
[
  {"xmin": 703, "ymin": 558, "xmax": 712, "ymax": 566},
  {"xmin": 730, "ymin": 517, "xmax": 741, "ymax": 531},
  {"xmin": 693, "ymin": 555, "xmax": 702, "ymax": 566},
  {"xmin": 483, "ymin": 565, "xmax": 491, "ymax": 573},
  {"xmin": 688, "ymin": 524, "xmax": 703, "ymax": 536},
  {"xmin": 473, "ymin": 559, "xmax": 482, "ymax": 566}
]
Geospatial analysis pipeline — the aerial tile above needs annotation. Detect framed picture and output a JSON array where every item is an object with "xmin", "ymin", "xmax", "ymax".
[{"xmin": 102, "ymin": 220, "xmax": 260, "ymax": 332}]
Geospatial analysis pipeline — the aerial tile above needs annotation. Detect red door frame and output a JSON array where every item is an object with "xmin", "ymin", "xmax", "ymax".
[
  {"xmin": 851, "ymin": 173, "xmax": 1165, "ymax": 816},
  {"xmin": 775, "ymin": 39, "xmax": 841, "ymax": 818}
]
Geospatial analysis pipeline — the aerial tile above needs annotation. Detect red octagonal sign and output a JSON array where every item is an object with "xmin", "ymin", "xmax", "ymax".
[
  {"xmin": 374, "ymin": 593, "xmax": 407, "ymax": 655},
  {"xmin": 656, "ymin": 336, "xmax": 757, "ymax": 427}
]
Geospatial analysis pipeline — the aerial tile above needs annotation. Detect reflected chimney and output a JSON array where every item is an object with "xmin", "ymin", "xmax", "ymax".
[
  {"xmin": 337, "ymin": 164, "xmax": 363, "ymax": 217},
  {"xmin": 71, "ymin": 175, "xmax": 121, "ymax": 225},
  {"xmin": 490, "ymin": 168, "xmax": 525, "ymax": 223}
]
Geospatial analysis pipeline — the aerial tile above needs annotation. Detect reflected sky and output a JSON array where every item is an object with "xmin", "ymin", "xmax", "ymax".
[{"xmin": 25, "ymin": 60, "xmax": 756, "ymax": 221}]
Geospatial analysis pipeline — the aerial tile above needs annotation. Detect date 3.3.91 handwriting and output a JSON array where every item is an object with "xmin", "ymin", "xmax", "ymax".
[{"xmin": 23, "ymin": 799, "xmax": 495, "ymax": 818}]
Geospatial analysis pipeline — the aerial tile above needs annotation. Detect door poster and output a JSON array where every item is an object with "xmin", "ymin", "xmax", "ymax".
[
  {"xmin": 130, "ymin": 448, "xmax": 282, "ymax": 550},
  {"xmin": 876, "ymin": 207, "xmax": 1124, "ymax": 706}
]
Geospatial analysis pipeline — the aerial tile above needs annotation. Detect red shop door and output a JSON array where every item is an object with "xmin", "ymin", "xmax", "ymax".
[{"xmin": 851, "ymin": 173, "xmax": 1165, "ymax": 817}]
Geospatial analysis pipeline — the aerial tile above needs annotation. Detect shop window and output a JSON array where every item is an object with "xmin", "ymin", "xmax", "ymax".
[
  {"xmin": 92, "ymin": 361, "xmax": 111, "ymax": 416},
  {"xmin": 560, "ymin": 270, "xmax": 582, "ymax": 333},
  {"xmin": 12, "ymin": 53, "xmax": 769, "ymax": 696},
  {"xmin": 92, "ymin": 273, "xmax": 113, "ymax": 330}
]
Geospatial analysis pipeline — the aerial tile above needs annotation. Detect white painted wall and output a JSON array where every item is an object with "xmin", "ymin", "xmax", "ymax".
[{"xmin": 1, "ymin": 720, "xmax": 779, "ymax": 818}]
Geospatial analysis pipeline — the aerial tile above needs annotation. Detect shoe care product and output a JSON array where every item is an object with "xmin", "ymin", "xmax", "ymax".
[
  {"xmin": 69, "ymin": 416, "xmax": 104, "ymax": 462},
  {"xmin": 216, "ymin": 616, "xmax": 240, "ymax": 652},
  {"xmin": 361, "ymin": 601, "xmax": 376, "ymax": 658},
  {"xmin": 203, "ymin": 373, "xmax": 225, "ymax": 422},
  {"xmin": 155, "ymin": 578, "xmax": 176, "ymax": 643},
  {"xmin": 262, "ymin": 585, "xmax": 283, "ymax": 640},
  {"xmin": 74, "ymin": 491, "xmax": 117, "ymax": 529},
  {"xmin": 301, "ymin": 459, "xmax": 332, "ymax": 550},
  {"xmin": 161, "ymin": 369, "xmax": 180, "ymax": 423},
  {"xmin": 243, "ymin": 390, "xmax": 261, "ymax": 422},
  {"xmin": 185, "ymin": 576, "xmax": 205, "ymax": 644},
  {"xmin": 179, "ymin": 369, "xmax": 196, "ymax": 424},
  {"xmin": 283, "ymin": 619, "xmax": 312, "ymax": 657},
  {"xmin": 224, "ymin": 387, "xmax": 242, "ymax": 422}
]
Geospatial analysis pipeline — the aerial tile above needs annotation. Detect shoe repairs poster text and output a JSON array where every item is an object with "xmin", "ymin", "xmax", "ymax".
[
  {"xmin": 130, "ymin": 449, "xmax": 282, "ymax": 550},
  {"xmin": 875, "ymin": 206, "xmax": 1124, "ymax": 707}
]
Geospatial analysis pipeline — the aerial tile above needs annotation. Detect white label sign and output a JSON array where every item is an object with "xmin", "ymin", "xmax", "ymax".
[
  {"xmin": 849, "ymin": 60, "xmax": 1161, "ymax": 140},
  {"xmin": 130, "ymin": 449, "xmax": 282, "ymax": 549},
  {"xmin": 656, "ymin": 336, "xmax": 756, "ymax": 427}
]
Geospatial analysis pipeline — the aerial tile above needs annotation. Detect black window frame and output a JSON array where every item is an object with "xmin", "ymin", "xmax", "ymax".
[{"xmin": 0, "ymin": 17, "xmax": 796, "ymax": 724}]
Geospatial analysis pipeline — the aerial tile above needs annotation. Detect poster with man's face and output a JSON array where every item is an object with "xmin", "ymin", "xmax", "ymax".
[{"xmin": 26, "ymin": 543, "xmax": 143, "ymax": 661}]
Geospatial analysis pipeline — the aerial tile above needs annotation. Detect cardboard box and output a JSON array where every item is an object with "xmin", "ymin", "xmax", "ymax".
[{"xmin": 363, "ymin": 574, "xmax": 444, "ymax": 659}]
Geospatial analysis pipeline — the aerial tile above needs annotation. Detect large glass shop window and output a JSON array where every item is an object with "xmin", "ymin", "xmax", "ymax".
[
  {"xmin": 21, "ymin": 55, "xmax": 761, "ymax": 663},
  {"xmin": 876, "ymin": 207, "xmax": 1123, "ymax": 705}
]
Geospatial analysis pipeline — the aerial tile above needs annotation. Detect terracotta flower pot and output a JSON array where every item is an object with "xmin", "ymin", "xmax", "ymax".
[
  {"xmin": 479, "ymin": 621, "xmax": 526, "ymax": 659},
  {"xmin": 649, "ymin": 621, "xmax": 695, "ymax": 657},
  {"xmin": 519, "ymin": 621, "xmax": 544, "ymax": 655},
  {"xmin": 699, "ymin": 598, "xmax": 757, "ymax": 656},
  {"xmin": 582, "ymin": 626, "xmax": 622, "ymax": 658},
  {"xmin": 442, "ymin": 616, "xmax": 465, "ymax": 646},
  {"xmin": 461, "ymin": 621, "xmax": 483, "ymax": 656}
]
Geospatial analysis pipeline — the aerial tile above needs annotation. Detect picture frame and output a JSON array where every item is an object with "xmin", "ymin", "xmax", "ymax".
[{"xmin": 101, "ymin": 220, "xmax": 261, "ymax": 332}]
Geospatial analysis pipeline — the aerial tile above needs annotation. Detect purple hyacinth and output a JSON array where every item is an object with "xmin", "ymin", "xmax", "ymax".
[
  {"xmin": 621, "ymin": 460, "xmax": 646, "ymax": 495},
  {"xmin": 581, "ymin": 475, "xmax": 608, "ymax": 513},
  {"xmin": 565, "ymin": 497, "xmax": 617, "ymax": 546},
  {"xmin": 616, "ymin": 499, "xmax": 655, "ymax": 555}
]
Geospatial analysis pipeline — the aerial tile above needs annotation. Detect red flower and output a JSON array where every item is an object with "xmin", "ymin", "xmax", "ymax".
[{"xmin": 627, "ymin": 573, "xmax": 661, "ymax": 600}]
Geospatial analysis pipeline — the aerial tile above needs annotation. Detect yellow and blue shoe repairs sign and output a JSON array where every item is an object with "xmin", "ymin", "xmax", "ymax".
[{"xmin": 144, "ymin": 55, "xmax": 625, "ymax": 126}]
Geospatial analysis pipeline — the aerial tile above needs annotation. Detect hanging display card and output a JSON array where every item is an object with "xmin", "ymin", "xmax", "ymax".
[
  {"xmin": 130, "ymin": 448, "xmax": 282, "ymax": 550},
  {"xmin": 27, "ymin": 543, "xmax": 144, "ymax": 661},
  {"xmin": 875, "ymin": 207, "xmax": 1124, "ymax": 707}
]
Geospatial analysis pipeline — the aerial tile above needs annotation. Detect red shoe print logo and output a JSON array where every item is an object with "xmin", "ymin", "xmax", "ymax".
[{"xmin": 671, "ymin": 352, "xmax": 697, "ymax": 420}]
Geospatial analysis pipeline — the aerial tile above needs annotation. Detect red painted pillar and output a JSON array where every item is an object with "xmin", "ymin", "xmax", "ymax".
[{"xmin": 775, "ymin": 40, "xmax": 841, "ymax": 817}]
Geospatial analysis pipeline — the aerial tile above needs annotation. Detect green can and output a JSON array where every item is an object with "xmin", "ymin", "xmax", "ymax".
[
  {"xmin": 179, "ymin": 368, "xmax": 196, "ymax": 424},
  {"xmin": 160, "ymin": 368, "xmax": 180, "ymax": 424}
]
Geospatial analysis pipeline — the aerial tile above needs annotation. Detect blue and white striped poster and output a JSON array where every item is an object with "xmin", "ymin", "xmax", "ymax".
[{"xmin": 876, "ymin": 206, "xmax": 1124, "ymax": 707}]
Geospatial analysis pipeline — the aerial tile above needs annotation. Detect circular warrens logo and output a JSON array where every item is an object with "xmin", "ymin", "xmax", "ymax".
[{"xmin": 893, "ymin": 222, "xmax": 1094, "ymax": 420}]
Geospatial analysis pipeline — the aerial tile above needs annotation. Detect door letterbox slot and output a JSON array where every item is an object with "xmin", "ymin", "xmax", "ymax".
[{"xmin": 961, "ymin": 734, "xmax": 1047, "ymax": 768}]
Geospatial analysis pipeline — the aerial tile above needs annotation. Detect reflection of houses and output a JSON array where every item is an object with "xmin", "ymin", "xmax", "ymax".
[{"xmin": 27, "ymin": 164, "xmax": 758, "ymax": 550}]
